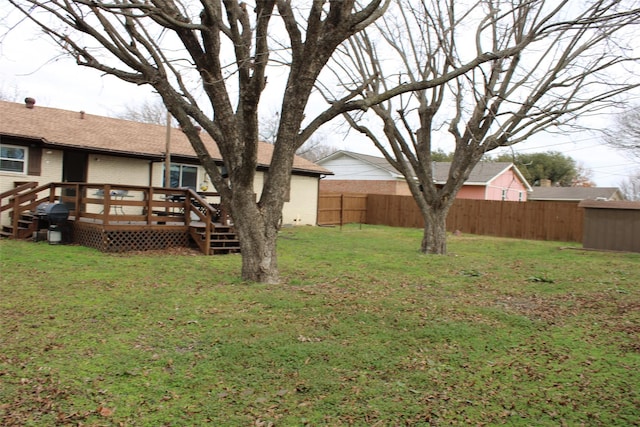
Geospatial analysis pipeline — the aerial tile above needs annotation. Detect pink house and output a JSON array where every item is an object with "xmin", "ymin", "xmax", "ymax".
[
  {"xmin": 318, "ymin": 151, "xmax": 531, "ymax": 201},
  {"xmin": 435, "ymin": 162, "xmax": 531, "ymax": 201}
]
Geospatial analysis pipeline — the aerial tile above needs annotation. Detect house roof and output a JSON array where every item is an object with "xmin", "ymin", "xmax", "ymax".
[
  {"xmin": 529, "ymin": 186, "xmax": 623, "ymax": 202},
  {"xmin": 318, "ymin": 150, "xmax": 531, "ymax": 189},
  {"xmin": 317, "ymin": 151, "xmax": 403, "ymax": 178},
  {"xmin": 431, "ymin": 161, "xmax": 529, "ymax": 188},
  {"xmin": 0, "ymin": 100, "xmax": 329, "ymax": 176},
  {"xmin": 578, "ymin": 200, "xmax": 640, "ymax": 210}
]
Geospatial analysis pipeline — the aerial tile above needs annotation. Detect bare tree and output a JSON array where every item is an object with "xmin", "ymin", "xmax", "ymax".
[
  {"xmin": 619, "ymin": 171, "xmax": 640, "ymax": 200},
  {"xmin": 0, "ymin": 83, "xmax": 21, "ymax": 102},
  {"xmin": 329, "ymin": 0, "xmax": 640, "ymax": 254},
  {"xmin": 6, "ymin": 0, "xmax": 397, "ymax": 283},
  {"xmin": 605, "ymin": 105, "xmax": 640, "ymax": 160},
  {"xmin": 296, "ymin": 138, "xmax": 338, "ymax": 162},
  {"xmin": 116, "ymin": 98, "xmax": 172, "ymax": 125},
  {"xmin": 259, "ymin": 111, "xmax": 336, "ymax": 161},
  {"xmin": 572, "ymin": 162, "xmax": 596, "ymax": 187}
]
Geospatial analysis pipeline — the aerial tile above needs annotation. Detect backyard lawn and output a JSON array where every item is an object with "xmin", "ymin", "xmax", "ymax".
[{"xmin": 1, "ymin": 225, "xmax": 638, "ymax": 426}]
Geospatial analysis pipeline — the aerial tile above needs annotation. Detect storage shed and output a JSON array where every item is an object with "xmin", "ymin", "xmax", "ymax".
[{"xmin": 578, "ymin": 200, "xmax": 640, "ymax": 253}]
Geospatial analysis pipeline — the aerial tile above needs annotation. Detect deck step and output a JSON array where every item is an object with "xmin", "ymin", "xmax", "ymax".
[
  {"xmin": 189, "ymin": 223, "xmax": 240, "ymax": 255},
  {"xmin": 1, "ymin": 225, "xmax": 32, "ymax": 240},
  {"xmin": 211, "ymin": 241, "xmax": 240, "ymax": 247},
  {"xmin": 210, "ymin": 246, "xmax": 241, "ymax": 255}
]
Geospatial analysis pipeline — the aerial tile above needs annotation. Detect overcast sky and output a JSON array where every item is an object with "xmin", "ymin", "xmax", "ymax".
[{"xmin": 1, "ymin": 4, "xmax": 638, "ymax": 188}]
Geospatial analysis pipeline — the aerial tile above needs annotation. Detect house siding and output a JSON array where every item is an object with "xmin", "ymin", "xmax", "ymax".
[
  {"xmin": 89, "ymin": 155, "xmax": 151, "ymax": 186},
  {"xmin": 0, "ymin": 147, "xmax": 63, "ymax": 194},
  {"xmin": 284, "ymin": 174, "xmax": 320, "ymax": 226},
  {"xmin": 485, "ymin": 169, "xmax": 528, "ymax": 201},
  {"xmin": 456, "ymin": 186, "xmax": 486, "ymax": 200},
  {"xmin": 320, "ymin": 156, "xmax": 394, "ymax": 180}
]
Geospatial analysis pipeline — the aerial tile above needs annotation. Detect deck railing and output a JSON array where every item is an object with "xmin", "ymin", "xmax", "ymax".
[{"xmin": 1, "ymin": 182, "xmax": 229, "ymax": 234}]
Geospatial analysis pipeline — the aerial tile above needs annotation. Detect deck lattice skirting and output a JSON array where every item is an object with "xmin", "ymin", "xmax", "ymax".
[{"xmin": 73, "ymin": 221, "xmax": 189, "ymax": 253}]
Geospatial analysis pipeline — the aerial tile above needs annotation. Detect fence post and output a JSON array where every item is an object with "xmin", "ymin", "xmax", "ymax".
[{"xmin": 340, "ymin": 194, "xmax": 344, "ymax": 230}]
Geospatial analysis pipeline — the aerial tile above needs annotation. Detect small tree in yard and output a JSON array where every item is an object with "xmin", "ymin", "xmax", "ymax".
[{"xmin": 330, "ymin": 0, "xmax": 640, "ymax": 254}]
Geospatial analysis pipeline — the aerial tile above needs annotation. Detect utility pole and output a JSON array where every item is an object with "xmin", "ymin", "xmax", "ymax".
[{"xmin": 164, "ymin": 110, "xmax": 171, "ymax": 188}]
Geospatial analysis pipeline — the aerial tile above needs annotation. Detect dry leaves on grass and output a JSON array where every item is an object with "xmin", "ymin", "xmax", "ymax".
[{"xmin": 110, "ymin": 246, "xmax": 203, "ymax": 257}]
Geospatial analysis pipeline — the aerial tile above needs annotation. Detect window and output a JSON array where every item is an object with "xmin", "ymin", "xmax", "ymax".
[
  {"xmin": 501, "ymin": 189, "xmax": 507, "ymax": 201},
  {"xmin": 0, "ymin": 144, "xmax": 27, "ymax": 173},
  {"xmin": 164, "ymin": 163, "xmax": 197, "ymax": 188}
]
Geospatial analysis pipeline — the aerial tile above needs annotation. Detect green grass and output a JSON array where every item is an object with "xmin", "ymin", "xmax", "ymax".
[{"xmin": 1, "ymin": 225, "xmax": 638, "ymax": 426}]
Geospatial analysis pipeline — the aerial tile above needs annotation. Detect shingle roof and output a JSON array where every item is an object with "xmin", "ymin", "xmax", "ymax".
[
  {"xmin": 529, "ymin": 186, "xmax": 623, "ymax": 201},
  {"xmin": 319, "ymin": 150, "xmax": 528, "ymax": 187},
  {"xmin": 431, "ymin": 161, "xmax": 516, "ymax": 185},
  {"xmin": 337, "ymin": 151, "xmax": 402, "ymax": 176},
  {"xmin": 578, "ymin": 200, "xmax": 640, "ymax": 209},
  {"xmin": 0, "ymin": 100, "xmax": 329, "ymax": 175}
]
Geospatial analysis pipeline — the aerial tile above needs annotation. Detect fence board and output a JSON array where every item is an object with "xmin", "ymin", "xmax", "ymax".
[{"xmin": 319, "ymin": 193, "xmax": 584, "ymax": 242}]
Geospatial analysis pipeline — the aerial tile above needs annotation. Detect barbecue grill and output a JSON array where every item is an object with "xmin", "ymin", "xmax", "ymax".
[
  {"xmin": 34, "ymin": 202, "xmax": 70, "ymax": 244},
  {"xmin": 35, "ymin": 202, "xmax": 70, "ymax": 224}
]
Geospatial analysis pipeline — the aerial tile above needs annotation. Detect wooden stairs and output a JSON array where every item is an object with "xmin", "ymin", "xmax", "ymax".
[
  {"xmin": 0, "ymin": 210, "xmax": 37, "ymax": 240},
  {"xmin": 189, "ymin": 223, "xmax": 241, "ymax": 255}
]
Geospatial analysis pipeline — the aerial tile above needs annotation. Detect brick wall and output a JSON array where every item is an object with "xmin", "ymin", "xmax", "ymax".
[{"xmin": 320, "ymin": 179, "xmax": 410, "ymax": 195}]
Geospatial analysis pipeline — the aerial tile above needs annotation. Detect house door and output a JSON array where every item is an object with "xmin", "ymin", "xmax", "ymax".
[
  {"xmin": 63, "ymin": 151, "xmax": 88, "ymax": 182},
  {"xmin": 62, "ymin": 151, "xmax": 88, "ymax": 210}
]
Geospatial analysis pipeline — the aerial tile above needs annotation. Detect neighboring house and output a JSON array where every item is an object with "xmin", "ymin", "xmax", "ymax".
[
  {"xmin": 529, "ymin": 186, "xmax": 624, "ymax": 202},
  {"xmin": 0, "ymin": 99, "xmax": 330, "ymax": 226},
  {"xmin": 317, "ymin": 150, "xmax": 531, "ymax": 201}
]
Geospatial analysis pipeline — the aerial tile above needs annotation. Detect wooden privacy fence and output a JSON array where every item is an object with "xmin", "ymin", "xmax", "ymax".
[
  {"xmin": 319, "ymin": 193, "xmax": 584, "ymax": 243},
  {"xmin": 317, "ymin": 193, "xmax": 367, "ymax": 226}
]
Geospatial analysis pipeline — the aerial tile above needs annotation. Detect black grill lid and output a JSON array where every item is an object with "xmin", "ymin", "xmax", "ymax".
[{"xmin": 35, "ymin": 202, "xmax": 69, "ymax": 223}]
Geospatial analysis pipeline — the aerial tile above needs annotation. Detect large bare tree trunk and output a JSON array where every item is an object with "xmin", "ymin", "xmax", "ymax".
[
  {"xmin": 421, "ymin": 206, "xmax": 449, "ymax": 254},
  {"xmin": 231, "ymin": 193, "xmax": 280, "ymax": 283}
]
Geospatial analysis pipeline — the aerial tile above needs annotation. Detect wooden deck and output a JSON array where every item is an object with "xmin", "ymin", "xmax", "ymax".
[{"xmin": 1, "ymin": 182, "xmax": 239, "ymax": 255}]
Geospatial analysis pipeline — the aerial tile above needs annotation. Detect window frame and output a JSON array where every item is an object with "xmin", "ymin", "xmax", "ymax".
[
  {"xmin": 0, "ymin": 143, "xmax": 28, "ymax": 174},
  {"xmin": 163, "ymin": 162, "xmax": 198, "ymax": 189}
]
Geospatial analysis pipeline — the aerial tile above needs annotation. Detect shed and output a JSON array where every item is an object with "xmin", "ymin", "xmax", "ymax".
[{"xmin": 578, "ymin": 200, "xmax": 640, "ymax": 253}]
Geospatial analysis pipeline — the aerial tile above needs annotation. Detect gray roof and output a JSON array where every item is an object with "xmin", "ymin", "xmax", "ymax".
[
  {"xmin": 431, "ymin": 161, "xmax": 517, "ymax": 185},
  {"xmin": 529, "ymin": 187, "xmax": 623, "ymax": 201},
  {"xmin": 319, "ymin": 150, "xmax": 528, "ymax": 186}
]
